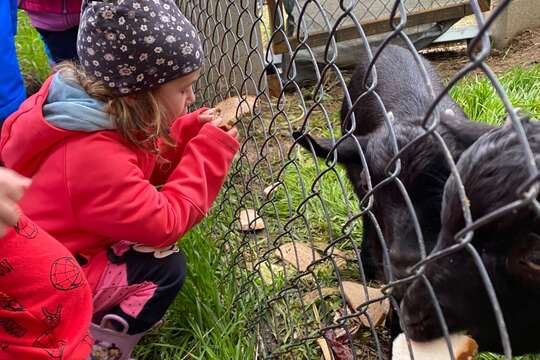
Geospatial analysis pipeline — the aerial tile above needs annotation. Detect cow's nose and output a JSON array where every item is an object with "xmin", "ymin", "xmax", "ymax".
[{"xmin": 400, "ymin": 295, "xmax": 430, "ymax": 333}]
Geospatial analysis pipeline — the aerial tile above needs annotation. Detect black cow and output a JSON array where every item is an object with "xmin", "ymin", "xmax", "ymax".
[
  {"xmin": 401, "ymin": 119, "xmax": 540, "ymax": 355},
  {"xmin": 294, "ymin": 44, "xmax": 492, "ymax": 291}
]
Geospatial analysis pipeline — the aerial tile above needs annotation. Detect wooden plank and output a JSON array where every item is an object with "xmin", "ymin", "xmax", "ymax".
[
  {"xmin": 266, "ymin": 0, "xmax": 287, "ymax": 47},
  {"xmin": 266, "ymin": 0, "xmax": 278, "ymax": 30},
  {"xmin": 272, "ymin": 1, "xmax": 490, "ymax": 54},
  {"xmin": 477, "ymin": 0, "xmax": 491, "ymax": 11}
]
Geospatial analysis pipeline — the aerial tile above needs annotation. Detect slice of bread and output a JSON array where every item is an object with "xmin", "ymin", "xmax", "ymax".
[
  {"xmin": 392, "ymin": 333, "xmax": 478, "ymax": 360},
  {"xmin": 214, "ymin": 96, "xmax": 256, "ymax": 130}
]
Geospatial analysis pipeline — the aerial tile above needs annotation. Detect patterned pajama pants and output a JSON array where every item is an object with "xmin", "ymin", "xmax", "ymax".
[{"xmin": 92, "ymin": 241, "xmax": 187, "ymax": 335}]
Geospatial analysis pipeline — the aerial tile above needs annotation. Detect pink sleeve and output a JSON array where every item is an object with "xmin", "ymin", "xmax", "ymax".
[{"xmin": 68, "ymin": 126, "xmax": 239, "ymax": 247}]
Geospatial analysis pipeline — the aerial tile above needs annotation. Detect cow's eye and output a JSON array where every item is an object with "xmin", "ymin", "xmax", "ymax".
[
  {"xmin": 508, "ymin": 233, "xmax": 540, "ymax": 289},
  {"xmin": 524, "ymin": 252, "xmax": 540, "ymax": 271}
]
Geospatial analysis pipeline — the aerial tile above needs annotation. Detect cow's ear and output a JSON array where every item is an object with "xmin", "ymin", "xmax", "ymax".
[
  {"xmin": 441, "ymin": 109, "xmax": 495, "ymax": 151},
  {"xmin": 292, "ymin": 131, "xmax": 368, "ymax": 164},
  {"xmin": 508, "ymin": 233, "xmax": 540, "ymax": 290}
]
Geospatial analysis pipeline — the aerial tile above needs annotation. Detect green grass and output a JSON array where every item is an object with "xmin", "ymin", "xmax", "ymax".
[
  {"xmin": 451, "ymin": 64, "xmax": 540, "ymax": 123},
  {"xmin": 133, "ymin": 221, "xmax": 257, "ymax": 359},
  {"xmin": 13, "ymin": 11, "xmax": 540, "ymax": 358},
  {"xmin": 15, "ymin": 11, "xmax": 50, "ymax": 90}
]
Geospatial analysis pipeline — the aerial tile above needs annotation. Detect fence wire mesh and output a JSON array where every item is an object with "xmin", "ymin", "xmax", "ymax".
[
  {"xmin": 279, "ymin": 0, "xmax": 465, "ymax": 36},
  {"xmin": 176, "ymin": 0, "xmax": 538, "ymax": 358}
]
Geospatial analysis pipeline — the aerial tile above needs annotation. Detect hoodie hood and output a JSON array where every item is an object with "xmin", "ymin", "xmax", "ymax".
[
  {"xmin": 1, "ymin": 74, "xmax": 116, "ymax": 177},
  {"xmin": 43, "ymin": 73, "xmax": 114, "ymax": 132}
]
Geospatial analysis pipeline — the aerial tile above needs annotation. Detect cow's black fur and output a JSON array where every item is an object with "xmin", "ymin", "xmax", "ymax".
[
  {"xmin": 401, "ymin": 119, "xmax": 540, "ymax": 355},
  {"xmin": 294, "ymin": 44, "xmax": 492, "ymax": 290}
]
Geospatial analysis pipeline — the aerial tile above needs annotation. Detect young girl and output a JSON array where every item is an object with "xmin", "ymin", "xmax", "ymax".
[
  {"xmin": 0, "ymin": 167, "xmax": 93, "ymax": 359},
  {"xmin": 1, "ymin": 0, "xmax": 239, "ymax": 358}
]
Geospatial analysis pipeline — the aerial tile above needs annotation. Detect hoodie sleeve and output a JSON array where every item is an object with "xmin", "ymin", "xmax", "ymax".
[
  {"xmin": 150, "ymin": 108, "xmax": 208, "ymax": 186},
  {"xmin": 67, "ymin": 124, "xmax": 239, "ymax": 247}
]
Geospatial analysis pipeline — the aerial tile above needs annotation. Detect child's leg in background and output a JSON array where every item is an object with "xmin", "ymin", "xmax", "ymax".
[
  {"xmin": 0, "ymin": 215, "xmax": 93, "ymax": 359},
  {"xmin": 35, "ymin": 26, "xmax": 79, "ymax": 65}
]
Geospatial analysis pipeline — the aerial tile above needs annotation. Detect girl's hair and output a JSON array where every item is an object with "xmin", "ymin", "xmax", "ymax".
[{"xmin": 56, "ymin": 62, "xmax": 174, "ymax": 152}]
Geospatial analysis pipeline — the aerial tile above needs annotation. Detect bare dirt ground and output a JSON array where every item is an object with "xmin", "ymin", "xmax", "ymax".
[{"xmin": 424, "ymin": 26, "xmax": 540, "ymax": 79}]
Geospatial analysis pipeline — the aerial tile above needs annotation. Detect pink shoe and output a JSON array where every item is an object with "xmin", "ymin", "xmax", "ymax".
[{"xmin": 89, "ymin": 314, "xmax": 145, "ymax": 360}]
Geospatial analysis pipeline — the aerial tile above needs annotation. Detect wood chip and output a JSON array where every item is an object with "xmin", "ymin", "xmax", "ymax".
[
  {"xmin": 341, "ymin": 281, "xmax": 390, "ymax": 327},
  {"xmin": 275, "ymin": 242, "xmax": 321, "ymax": 272},
  {"xmin": 302, "ymin": 287, "xmax": 340, "ymax": 306},
  {"xmin": 317, "ymin": 338, "xmax": 335, "ymax": 360},
  {"xmin": 214, "ymin": 96, "xmax": 256, "ymax": 130},
  {"xmin": 239, "ymin": 209, "xmax": 265, "ymax": 231}
]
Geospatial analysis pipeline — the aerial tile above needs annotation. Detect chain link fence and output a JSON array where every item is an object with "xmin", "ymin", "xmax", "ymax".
[
  {"xmin": 176, "ymin": 0, "xmax": 538, "ymax": 358},
  {"xmin": 278, "ymin": 0, "xmax": 465, "ymax": 35}
]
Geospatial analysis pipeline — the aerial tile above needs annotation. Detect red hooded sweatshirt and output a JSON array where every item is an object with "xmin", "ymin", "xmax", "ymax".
[{"xmin": 0, "ymin": 75, "xmax": 240, "ymax": 291}]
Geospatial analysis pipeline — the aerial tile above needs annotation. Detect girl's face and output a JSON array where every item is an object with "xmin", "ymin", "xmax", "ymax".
[{"xmin": 155, "ymin": 70, "xmax": 200, "ymax": 121}]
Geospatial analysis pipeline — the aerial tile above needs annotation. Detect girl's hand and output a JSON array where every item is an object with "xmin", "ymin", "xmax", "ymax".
[
  {"xmin": 200, "ymin": 108, "xmax": 239, "ymax": 139},
  {"xmin": 226, "ymin": 126, "xmax": 239, "ymax": 140},
  {"xmin": 199, "ymin": 108, "xmax": 222, "ymax": 127},
  {"xmin": 0, "ymin": 168, "xmax": 31, "ymax": 237}
]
